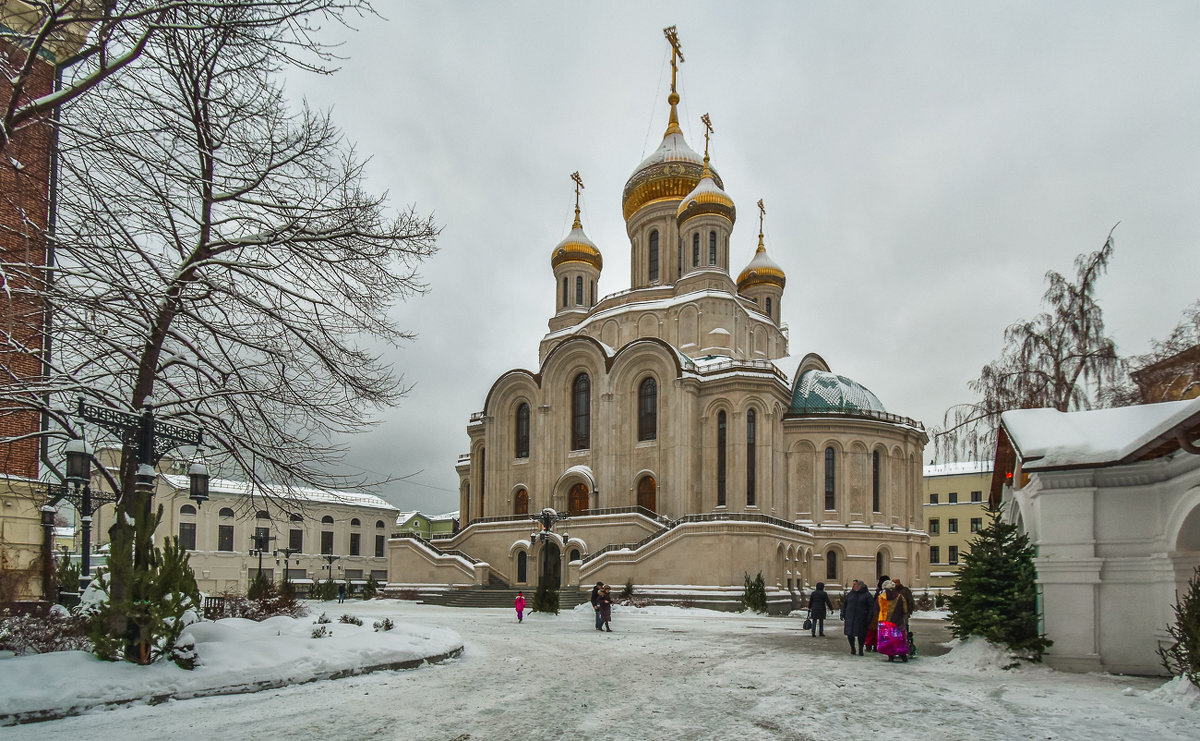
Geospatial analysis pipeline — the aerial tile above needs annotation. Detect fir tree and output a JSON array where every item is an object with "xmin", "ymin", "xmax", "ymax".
[
  {"xmin": 1158, "ymin": 565, "xmax": 1200, "ymax": 688},
  {"xmin": 247, "ymin": 570, "xmax": 272, "ymax": 600},
  {"xmin": 947, "ymin": 504, "xmax": 1051, "ymax": 662},
  {"xmin": 742, "ymin": 572, "xmax": 768, "ymax": 613},
  {"xmin": 361, "ymin": 573, "xmax": 380, "ymax": 600},
  {"xmin": 532, "ymin": 582, "xmax": 559, "ymax": 614}
]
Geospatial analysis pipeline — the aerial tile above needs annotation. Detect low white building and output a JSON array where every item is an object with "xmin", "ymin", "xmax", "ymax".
[{"xmin": 997, "ymin": 397, "xmax": 1200, "ymax": 675}]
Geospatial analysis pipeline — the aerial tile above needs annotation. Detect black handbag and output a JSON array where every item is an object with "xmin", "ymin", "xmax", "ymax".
[{"xmin": 803, "ymin": 616, "xmax": 813, "ymax": 630}]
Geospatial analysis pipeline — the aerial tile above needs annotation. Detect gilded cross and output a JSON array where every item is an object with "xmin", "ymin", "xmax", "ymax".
[
  {"xmin": 757, "ymin": 199, "xmax": 766, "ymax": 235},
  {"xmin": 570, "ymin": 171, "xmax": 585, "ymax": 227},
  {"xmin": 700, "ymin": 113, "xmax": 713, "ymax": 159},
  {"xmin": 664, "ymin": 26, "xmax": 685, "ymax": 93}
]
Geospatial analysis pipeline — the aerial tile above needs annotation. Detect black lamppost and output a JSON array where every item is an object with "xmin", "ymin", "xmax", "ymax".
[
  {"xmin": 320, "ymin": 553, "xmax": 341, "ymax": 582},
  {"xmin": 275, "ymin": 545, "xmax": 301, "ymax": 589},
  {"xmin": 249, "ymin": 532, "xmax": 276, "ymax": 579}
]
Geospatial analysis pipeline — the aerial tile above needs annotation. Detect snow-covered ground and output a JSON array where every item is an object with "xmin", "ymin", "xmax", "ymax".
[{"xmin": 2, "ymin": 599, "xmax": 1197, "ymax": 740}]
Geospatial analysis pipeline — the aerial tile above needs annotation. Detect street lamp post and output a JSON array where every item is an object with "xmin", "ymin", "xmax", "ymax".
[
  {"xmin": 275, "ymin": 545, "xmax": 301, "ymax": 590},
  {"xmin": 249, "ymin": 532, "xmax": 276, "ymax": 580},
  {"xmin": 320, "ymin": 553, "xmax": 341, "ymax": 583}
]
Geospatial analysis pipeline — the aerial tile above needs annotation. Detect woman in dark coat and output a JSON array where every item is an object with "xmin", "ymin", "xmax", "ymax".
[
  {"xmin": 806, "ymin": 582, "xmax": 834, "ymax": 636},
  {"xmin": 840, "ymin": 579, "xmax": 873, "ymax": 655},
  {"xmin": 598, "ymin": 585, "xmax": 613, "ymax": 632}
]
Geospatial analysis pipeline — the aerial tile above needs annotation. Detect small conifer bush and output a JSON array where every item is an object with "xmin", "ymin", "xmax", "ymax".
[
  {"xmin": 741, "ymin": 571, "xmax": 768, "ymax": 613},
  {"xmin": 1158, "ymin": 565, "xmax": 1200, "ymax": 688}
]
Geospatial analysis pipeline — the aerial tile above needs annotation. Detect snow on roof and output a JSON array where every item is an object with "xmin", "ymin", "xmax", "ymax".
[
  {"xmin": 431, "ymin": 511, "xmax": 459, "ymax": 521},
  {"xmin": 924, "ymin": 461, "xmax": 994, "ymax": 477},
  {"xmin": 160, "ymin": 474, "xmax": 398, "ymax": 511},
  {"xmin": 1002, "ymin": 397, "xmax": 1200, "ymax": 470}
]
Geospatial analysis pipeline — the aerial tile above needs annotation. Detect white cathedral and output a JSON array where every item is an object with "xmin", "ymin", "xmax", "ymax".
[{"xmin": 388, "ymin": 31, "xmax": 929, "ymax": 608}]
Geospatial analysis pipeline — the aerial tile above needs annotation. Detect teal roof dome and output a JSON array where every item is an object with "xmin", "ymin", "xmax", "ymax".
[{"xmin": 790, "ymin": 369, "xmax": 886, "ymax": 414}]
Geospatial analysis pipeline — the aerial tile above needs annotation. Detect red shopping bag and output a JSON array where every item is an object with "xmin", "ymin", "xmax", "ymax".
[{"xmin": 876, "ymin": 621, "xmax": 908, "ymax": 656}]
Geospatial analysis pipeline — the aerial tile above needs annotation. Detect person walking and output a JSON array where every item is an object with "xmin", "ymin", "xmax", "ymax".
[
  {"xmin": 893, "ymin": 577, "xmax": 915, "ymax": 654},
  {"xmin": 806, "ymin": 582, "xmax": 834, "ymax": 636},
  {"xmin": 514, "ymin": 591, "xmax": 526, "ymax": 623},
  {"xmin": 590, "ymin": 581, "xmax": 605, "ymax": 631},
  {"xmin": 337, "ymin": 582, "xmax": 346, "ymax": 604},
  {"xmin": 840, "ymin": 579, "xmax": 873, "ymax": 655},
  {"xmin": 598, "ymin": 584, "xmax": 614, "ymax": 632},
  {"xmin": 876, "ymin": 579, "xmax": 910, "ymax": 662}
]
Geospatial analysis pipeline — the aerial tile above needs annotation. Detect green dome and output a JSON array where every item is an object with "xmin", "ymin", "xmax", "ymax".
[{"xmin": 790, "ymin": 369, "xmax": 886, "ymax": 414}]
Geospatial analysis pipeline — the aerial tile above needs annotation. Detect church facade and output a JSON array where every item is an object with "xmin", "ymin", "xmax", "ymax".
[{"xmin": 388, "ymin": 32, "xmax": 929, "ymax": 607}]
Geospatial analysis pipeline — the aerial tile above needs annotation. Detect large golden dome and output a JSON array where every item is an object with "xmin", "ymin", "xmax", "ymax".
[{"xmin": 621, "ymin": 95, "xmax": 723, "ymax": 222}]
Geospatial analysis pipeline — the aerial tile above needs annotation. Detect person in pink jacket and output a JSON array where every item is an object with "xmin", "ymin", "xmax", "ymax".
[{"xmin": 515, "ymin": 591, "xmax": 526, "ymax": 623}]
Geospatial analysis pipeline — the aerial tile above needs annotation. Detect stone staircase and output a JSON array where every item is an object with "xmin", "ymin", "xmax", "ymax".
[{"xmin": 419, "ymin": 587, "xmax": 590, "ymax": 610}]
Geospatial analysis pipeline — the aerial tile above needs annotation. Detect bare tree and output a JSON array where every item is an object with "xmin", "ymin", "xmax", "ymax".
[
  {"xmin": 1119, "ymin": 299, "xmax": 1200, "ymax": 403},
  {"xmin": 934, "ymin": 228, "xmax": 1121, "ymax": 463}
]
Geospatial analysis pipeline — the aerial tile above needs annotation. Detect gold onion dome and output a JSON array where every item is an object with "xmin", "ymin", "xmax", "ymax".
[
  {"xmin": 737, "ymin": 233, "xmax": 786, "ymax": 291},
  {"xmin": 676, "ymin": 158, "xmax": 736, "ymax": 226},
  {"xmin": 551, "ymin": 207, "xmax": 603, "ymax": 271},
  {"xmin": 621, "ymin": 95, "xmax": 723, "ymax": 221}
]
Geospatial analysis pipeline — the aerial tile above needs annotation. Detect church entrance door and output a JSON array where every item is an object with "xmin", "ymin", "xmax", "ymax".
[
  {"xmin": 637, "ymin": 475, "xmax": 656, "ymax": 513},
  {"xmin": 540, "ymin": 541, "xmax": 561, "ymax": 588},
  {"xmin": 568, "ymin": 483, "xmax": 589, "ymax": 515}
]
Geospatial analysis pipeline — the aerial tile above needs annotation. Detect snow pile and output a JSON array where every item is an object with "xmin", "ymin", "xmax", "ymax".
[
  {"xmin": 935, "ymin": 636, "xmax": 1046, "ymax": 672},
  {"xmin": 0, "ymin": 611, "xmax": 462, "ymax": 721},
  {"xmin": 1146, "ymin": 676, "xmax": 1200, "ymax": 710}
]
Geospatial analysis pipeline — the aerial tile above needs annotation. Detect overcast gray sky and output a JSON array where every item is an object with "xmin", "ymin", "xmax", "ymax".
[{"xmin": 285, "ymin": 1, "xmax": 1200, "ymax": 514}]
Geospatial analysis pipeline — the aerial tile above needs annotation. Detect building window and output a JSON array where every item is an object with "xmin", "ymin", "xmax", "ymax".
[
  {"xmin": 517, "ymin": 551, "xmax": 527, "ymax": 582},
  {"xmin": 692, "ymin": 233, "xmax": 700, "ymax": 266},
  {"xmin": 929, "ymin": 493, "xmax": 938, "ymax": 504},
  {"xmin": 876, "ymin": 552, "xmax": 884, "ymax": 580},
  {"xmin": 178, "ymin": 522, "xmax": 196, "ymax": 551},
  {"xmin": 479, "ymin": 448, "xmax": 486, "ymax": 517},
  {"xmin": 872, "ymin": 450, "xmax": 881, "ymax": 512},
  {"xmin": 648, "ymin": 230, "xmax": 659, "ymax": 282},
  {"xmin": 253, "ymin": 526, "xmax": 271, "ymax": 551},
  {"xmin": 929, "ymin": 519, "xmax": 940, "ymax": 535},
  {"xmin": 826, "ymin": 550, "xmax": 837, "ymax": 581},
  {"xmin": 717, "ymin": 410, "xmax": 727, "ymax": 507},
  {"xmin": 948, "ymin": 545, "xmax": 959, "ymax": 565},
  {"xmin": 562, "ymin": 277, "xmax": 568, "ymax": 308},
  {"xmin": 290, "ymin": 513, "xmax": 303, "ymax": 523},
  {"xmin": 290, "ymin": 529, "xmax": 303, "ymax": 552},
  {"xmin": 570, "ymin": 549, "xmax": 581, "ymax": 561},
  {"xmin": 637, "ymin": 475, "xmax": 656, "ymax": 512},
  {"xmin": 351, "ymin": 518, "xmax": 361, "ymax": 527},
  {"xmin": 514, "ymin": 488, "xmax": 529, "ymax": 516},
  {"xmin": 219, "ymin": 507, "xmax": 235, "ymax": 519},
  {"xmin": 515, "ymin": 402, "xmax": 530, "ymax": 458},
  {"xmin": 948, "ymin": 492, "xmax": 958, "ymax": 504},
  {"xmin": 218, "ymin": 524, "xmax": 234, "ymax": 552},
  {"xmin": 571, "ymin": 373, "xmax": 590, "ymax": 450},
  {"xmin": 568, "ymin": 483, "xmax": 589, "ymax": 514},
  {"xmin": 375, "ymin": 534, "xmax": 385, "ymax": 557},
  {"xmin": 948, "ymin": 518, "xmax": 959, "ymax": 534},
  {"xmin": 970, "ymin": 490, "xmax": 983, "ymax": 503},
  {"xmin": 677, "ymin": 239, "xmax": 682, "ymax": 278},
  {"xmin": 709, "ymin": 231, "xmax": 717, "ymax": 265},
  {"xmin": 765, "ymin": 296, "xmax": 772, "ymax": 319},
  {"xmin": 929, "ymin": 545, "xmax": 940, "ymax": 564},
  {"xmin": 575, "ymin": 275, "xmax": 583, "ymax": 306},
  {"xmin": 638, "ymin": 377, "xmax": 657, "ymax": 441},
  {"xmin": 746, "ymin": 409, "xmax": 756, "ymax": 506},
  {"xmin": 824, "ymin": 447, "xmax": 836, "ymax": 510},
  {"xmin": 350, "ymin": 532, "xmax": 361, "ymax": 556},
  {"xmin": 970, "ymin": 517, "xmax": 983, "ymax": 533},
  {"xmin": 180, "ymin": 504, "xmax": 196, "ymax": 516},
  {"xmin": 321, "ymin": 515, "xmax": 334, "ymax": 525}
]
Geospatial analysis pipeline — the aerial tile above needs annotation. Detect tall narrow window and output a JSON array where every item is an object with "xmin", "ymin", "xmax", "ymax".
[
  {"xmin": 514, "ymin": 488, "xmax": 529, "ymax": 515},
  {"xmin": 637, "ymin": 475, "xmax": 656, "ymax": 512},
  {"xmin": 709, "ymin": 231, "xmax": 717, "ymax": 264},
  {"xmin": 872, "ymin": 450, "xmax": 881, "ymax": 512},
  {"xmin": 826, "ymin": 550, "xmax": 838, "ymax": 580},
  {"xmin": 746, "ymin": 409, "xmax": 756, "ymax": 506},
  {"xmin": 321, "ymin": 530, "xmax": 334, "ymax": 555},
  {"xmin": 571, "ymin": 373, "xmax": 590, "ymax": 450},
  {"xmin": 517, "ymin": 551, "xmax": 527, "ymax": 582},
  {"xmin": 692, "ymin": 233, "xmax": 700, "ymax": 266},
  {"xmin": 575, "ymin": 276, "xmax": 583, "ymax": 306},
  {"xmin": 218, "ymin": 525, "xmax": 234, "ymax": 552},
  {"xmin": 765, "ymin": 297, "xmax": 772, "ymax": 319},
  {"xmin": 876, "ymin": 552, "xmax": 884, "ymax": 579},
  {"xmin": 590, "ymin": 280, "xmax": 596, "ymax": 306},
  {"xmin": 638, "ymin": 377, "xmax": 657, "ymax": 441},
  {"xmin": 648, "ymin": 230, "xmax": 659, "ymax": 283},
  {"xmin": 349, "ymin": 532, "xmax": 361, "ymax": 556},
  {"xmin": 178, "ymin": 522, "xmax": 197, "ymax": 551},
  {"xmin": 824, "ymin": 447, "xmax": 836, "ymax": 510},
  {"xmin": 568, "ymin": 482, "xmax": 589, "ymax": 514},
  {"xmin": 562, "ymin": 277, "xmax": 568, "ymax": 307},
  {"xmin": 677, "ymin": 239, "xmax": 682, "ymax": 278},
  {"xmin": 479, "ymin": 448, "xmax": 485, "ymax": 517},
  {"xmin": 375, "ymin": 534, "xmax": 385, "ymax": 557},
  {"xmin": 717, "ymin": 411, "xmax": 727, "ymax": 507},
  {"xmin": 515, "ymin": 403, "xmax": 530, "ymax": 458}
]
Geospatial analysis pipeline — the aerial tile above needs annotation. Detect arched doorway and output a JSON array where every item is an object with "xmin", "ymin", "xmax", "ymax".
[
  {"xmin": 568, "ymin": 483, "xmax": 589, "ymax": 515},
  {"xmin": 637, "ymin": 475, "xmax": 656, "ymax": 513},
  {"xmin": 514, "ymin": 488, "xmax": 529, "ymax": 516},
  {"xmin": 540, "ymin": 541, "xmax": 561, "ymax": 588}
]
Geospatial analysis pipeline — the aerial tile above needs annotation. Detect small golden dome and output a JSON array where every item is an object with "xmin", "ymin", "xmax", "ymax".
[
  {"xmin": 551, "ymin": 208, "xmax": 603, "ymax": 272},
  {"xmin": 737, "ymin": 234, "xmax": 786, "ymax": 291},
  {"xmin": 676, "ymin": 160, "xmax": 736, "ymax": 226}
]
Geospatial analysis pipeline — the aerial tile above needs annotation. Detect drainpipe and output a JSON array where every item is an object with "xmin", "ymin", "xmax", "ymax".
[{"xmin": 1175, "ymin": 428, "xmax": 1200, "ymax": 456}]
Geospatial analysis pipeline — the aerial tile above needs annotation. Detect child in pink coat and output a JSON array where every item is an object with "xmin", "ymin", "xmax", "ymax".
[{"xmin": 515, "ymin": 592, "xmax": 526, "ymax": 623}]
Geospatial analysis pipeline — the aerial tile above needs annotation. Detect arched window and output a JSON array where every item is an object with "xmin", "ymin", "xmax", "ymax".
[
  {"xmin": 692, "ymin": 233, "xmax": 700, "ymax": 266},
  {"xmin": 717, "ymin": 411, "xmax": 727, "ymax": 507},
  {"xmin": 179, "ymin": 504, "xmax": 196, "ymax": 516},
  {"xmin": 709, "ymin": 231, "xmax": 717, "ymax": 264},
  {"xmin": 826, "ymin": 550, "xmax": 838, "ymax": 580},
  {"xmin": 746, "ymin": 409, "xmax": 756, "ymax": 507},
  {"xmin": 637, "ymin": 475, "xmax": 657, "ymax": 512},
  {"xmin": 638, "ymin": 377, "xmax": 657, "ymax": 441},
  {"xmin": 825, "ymin": 447, "xmax": 836, "ymax": 510},
  {"xmin": 590, "ymin": 280, "xmax": 596, "ymax": 306},
  {"xmin": 351, "ymin": 518, "xmax": 361, "ymax": 527},
  {"xmin": 876, "ymin": 552, "xmax": 884, "ymax": 581},
  {"xmin": 219, "ymin": 507, "xmax": 235, "ymax": 518},
  {"xmin": 570, "ymin": 549, "xmax": 581, "ymax": 562},
  {"xmin": 677, "ymin": 239, "xmax": 682, "ymax": 278},
  {"xmin": 515, "ymin": 402, "xmax": 530, "ymax": 458},
  {"xmin": 765, "ymin": 297, "xmax": 772, "ymax": 319},
  {"xmin": 514, "ymin": 488, "xmax": 529, "ymax": 516},
  {"xmin": 562, "ymin": 277, "xmax": 568, "ymax": 307},
  {"xmin": 568, "ymin": 482, "xmax": 589, "ymax": 514},
  {"xmin": 376, "ymin": 520, "xmax": 385, "ymax": 529},
  {"xmin": 571, "ymin": 373, "xmax": 590, "ymax": 450},
  {"xmin": 575, "ymin": 275, "xmax": 583, "ymax": 306},
  {"xmin": 872, "ymin": 451, "xmax": 881, "ymax": 512},
  {"xmin": 648, "ymin": 230, "xmax": 659, "ymax": 283},
  {"xmin": 321, "ymin": 515, "xmax": 334, "ymax": 525},
  {"xmin": 517, "ymin": 551, "xmax": 527, "ymax": 582},
  {"xmin": 256, "ymin": 510, "xmax": 270, "ymax": 520},
  {"xmin": 479, "ymin": 448, "xmax": 485, "ymax": 517},
  {"xmin": 289, "ymin": 513, "xmax": 303, "ymax": 522}
]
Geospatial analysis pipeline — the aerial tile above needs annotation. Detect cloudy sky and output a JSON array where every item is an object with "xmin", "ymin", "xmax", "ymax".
[{"xmin": 285, "ymin": 2, "xmax": 1200, "ymax": 514}]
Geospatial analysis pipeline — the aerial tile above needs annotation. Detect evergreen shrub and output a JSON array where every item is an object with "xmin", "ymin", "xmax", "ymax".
[
  {"xmin": 1158, "ymin": 565, "xmax": 1200, "ymax": 688},
  {"xmin": 741, "ymin": 571, "xmax": 767, "ymax": 613},
  {"xmin": 532, "ymin": 581, "xmax": 559, "ymax": 614}
]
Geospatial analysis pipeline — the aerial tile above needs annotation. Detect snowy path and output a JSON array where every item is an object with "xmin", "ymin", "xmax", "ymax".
[{"xmin": 6, "ymin": 600, "xmax": 1194, "ymax": 741}]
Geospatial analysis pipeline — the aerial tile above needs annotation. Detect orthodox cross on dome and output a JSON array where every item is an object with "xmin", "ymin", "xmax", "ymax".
[
  {"xmin": 570, "ymin": 171, "xmax": 585, "ymax": 228},
  {"xmin": 700, "ymin": 112, "xmax": 713, "ymax": 160},
  {"xmin": 662, "ymin": 26, "xmax": 685, "ymax": 136},
  {"xmin": 757, "ymin": 198, "xmax": 766, "ymax": 249}
]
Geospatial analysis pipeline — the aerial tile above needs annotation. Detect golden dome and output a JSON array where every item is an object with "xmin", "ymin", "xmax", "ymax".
[
  {"xmin": 551, "ymin": 208, "xmax": 603, "ymax": 271},
  {"xmin": 676, "ymin": 159, "xmax": 736, "ymax": 226},
  {"xmin": 737, "ymin": 233, "xmax": 786, "ymax": 291}
]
